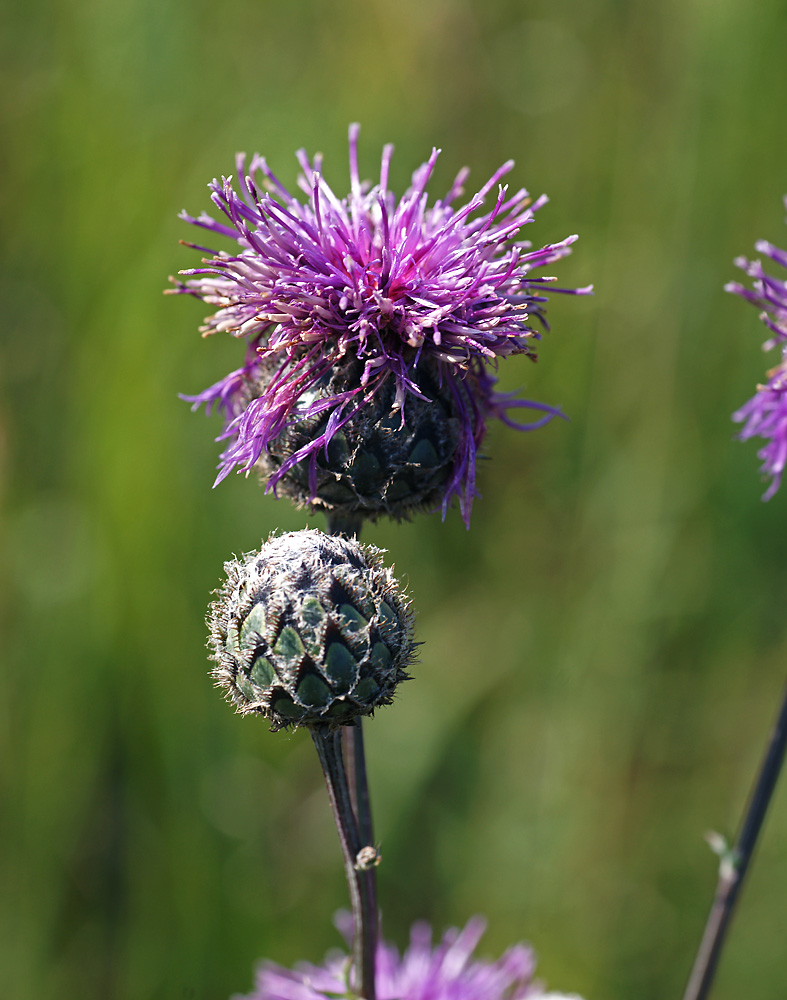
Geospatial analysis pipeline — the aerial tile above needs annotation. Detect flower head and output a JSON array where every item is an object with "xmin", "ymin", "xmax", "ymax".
[
  {"xmin": 236, "ymin": 916, "xmax": 584, "ymax": 1000},
  {"xmin": 727, "ymin": 197, "xmax": 787, "ymax": 498},
  {"xmin": 172, "ymin": 125, "xmax": 590, "ymax": 524}
]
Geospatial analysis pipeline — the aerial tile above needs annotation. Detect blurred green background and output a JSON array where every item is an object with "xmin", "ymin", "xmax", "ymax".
[{"xmin": 3, "ymin": 0, "xmax": 787, "ymax": 998}]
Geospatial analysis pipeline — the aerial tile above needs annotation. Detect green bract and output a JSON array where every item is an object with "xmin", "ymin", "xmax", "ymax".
[{"xmin": 247, "ymin": 355, "xmax": 463, "ymax": 521}]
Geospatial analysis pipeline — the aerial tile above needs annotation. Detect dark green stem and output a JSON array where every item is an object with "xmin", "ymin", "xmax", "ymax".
[
  {"xmin": 682, "ymin": 680, "xmax": 787, "ymax": 1000},
  {"xmin": 343, "ymin": 720, "xmax": 380, "ymax": 990},
  {"xmin": 326, "ymin": 513, "xmax": 363, "ymax": 538},
  {"xmin": 311, "ymin": 726, "xmax": 377, "ymax": 1000},
  {"xmin": 323, "ymin": 513, "xmax": 379, "ymax": 996},
  {"xmin": 345, "ymin": 723, "xmax": 375, "ymax": 848}
]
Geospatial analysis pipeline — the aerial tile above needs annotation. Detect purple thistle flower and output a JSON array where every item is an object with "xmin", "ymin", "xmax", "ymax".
[
  {"xmin": 171, "ymin": 125, "xmax": 591, "ymax": 525},
  {"xmin": 727, "ymin": 197, "xmax": 787, "ymax": 498},
  {"xmin": 235, "ymin": 916, "xmax": 584, "ymax": 1000},
  {"xmin": 731, "ymin": 357, "xmax": 787, "ymax": 500}
]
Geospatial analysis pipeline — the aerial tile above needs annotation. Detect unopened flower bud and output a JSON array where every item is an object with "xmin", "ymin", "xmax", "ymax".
[{"xmin": 208, "ymin": 529, "xmax": 415, "ymax": 730}]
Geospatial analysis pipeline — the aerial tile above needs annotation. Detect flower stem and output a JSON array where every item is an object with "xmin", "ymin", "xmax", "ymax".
[
  {"xmin": 344, "ymin": 723, "xmax": 375, "ymax": 847},
  {"xmin": 343, "ymin": 721, "xmax": 380, "ymax": 988},
  {"xmin": 326, "ymin": 513, "xmax": 363, "ymax": 538},
  {"xmin": 322, "ymin": 514, "xmax": 379, "ymax": 996},
  {"xmin": 311, "ymin": 725, "xmax": 378, "ymax": 1000},
  {"xmin": 682, "ymin": 680, "xmax": 787, "ymax": 1000}
]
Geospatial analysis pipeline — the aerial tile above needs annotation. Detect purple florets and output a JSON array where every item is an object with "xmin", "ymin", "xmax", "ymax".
[
  {"xmin": 727, "ymin": 198, "xmax": 787, "ymax": 498},
  {"xmin": 235, "ymin": 916, "xmax": 583, "ymax": 1000},
  {"xmin": 172, "ymin": 125, "xmax": 590, "ymax": 524}
]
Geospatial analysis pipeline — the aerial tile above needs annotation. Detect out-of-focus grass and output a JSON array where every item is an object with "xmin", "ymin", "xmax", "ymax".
[{"xmin": 2, "ymin": 1, "xmax": 787, "ymax": 998}]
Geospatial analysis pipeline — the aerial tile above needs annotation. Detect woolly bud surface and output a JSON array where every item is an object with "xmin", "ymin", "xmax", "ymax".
[{"xmin": 208, "ymin": 529, "xmax": 415, "ymax": 730}]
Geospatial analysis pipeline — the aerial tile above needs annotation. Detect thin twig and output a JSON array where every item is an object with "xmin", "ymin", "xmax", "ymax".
[{"xmin": 682, "ymin": 681, "xmax": 787, "ymax": 1000}]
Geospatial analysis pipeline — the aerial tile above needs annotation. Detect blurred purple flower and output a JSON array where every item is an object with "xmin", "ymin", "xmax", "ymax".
[
  {"xmin": 731, "ymin": 358, "xmax": 787, "ymax": 500},
  {"xmin": 172, "ymin": 125, "xmax": 590, "ymax": 523},
  {"xmin": 727, "ymin": 198, "xmax": 787, "ymax": 498},
  {"xmin": 235, "ymin": 916, "xmax": 583, "ymax": 1000}
]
